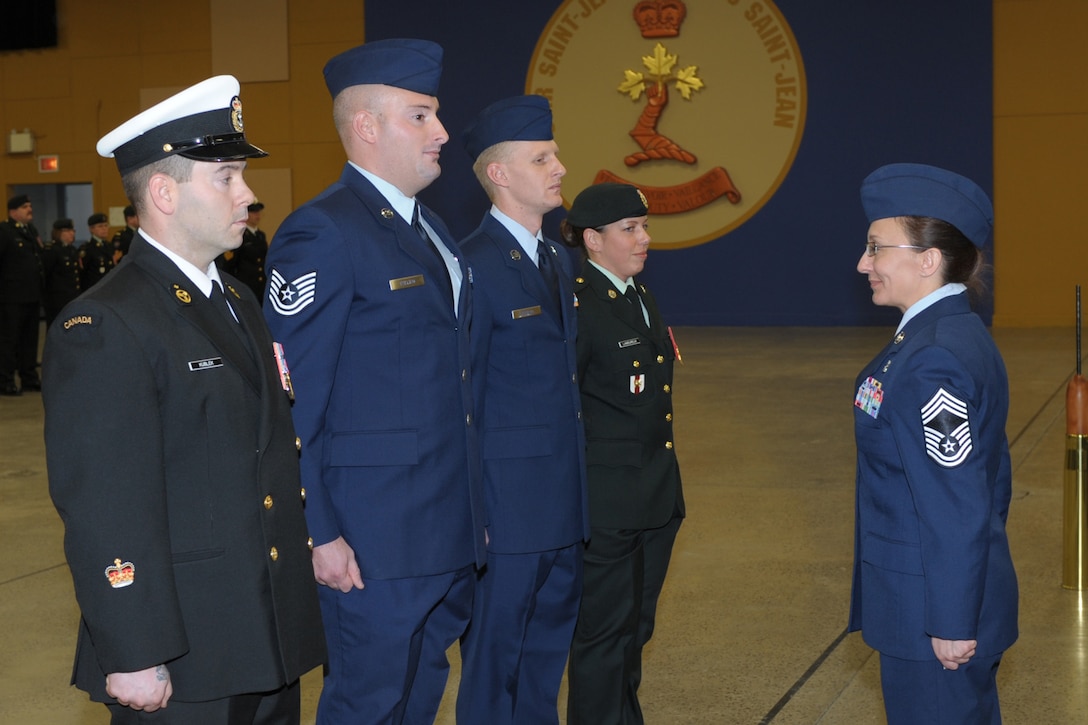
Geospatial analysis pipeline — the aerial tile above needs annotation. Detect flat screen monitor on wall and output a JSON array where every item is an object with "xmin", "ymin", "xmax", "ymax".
[{"xmin": 0, "ymin": 1, "xmax": 58, "ymax": 51}]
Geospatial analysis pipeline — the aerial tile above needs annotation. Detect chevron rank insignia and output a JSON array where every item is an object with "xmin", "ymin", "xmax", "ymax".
[
  {"xmin": 921, "ymin": 387, "xmax": 973, "ymax": 467},
  {"xmin": 268, "ymin": 269, "xmax": 317, "ymax": 316}
]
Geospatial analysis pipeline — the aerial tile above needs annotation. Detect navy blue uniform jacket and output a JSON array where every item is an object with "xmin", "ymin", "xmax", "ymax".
[
  {"xmin": 462, "ymin": 214, "xmax": 589, "ymax": 553},
  {"xmin": 849, "ymin": 293, "xmax": 1018, "ymax": 660},
  {"xmin": 264, "ymin": 164, "xmax": 486, "ymax": 579}
]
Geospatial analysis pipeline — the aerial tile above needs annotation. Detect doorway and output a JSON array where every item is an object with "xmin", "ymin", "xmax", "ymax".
[{"xmin": 9, "ymin": 183, "xmax": 93, "ymax": 245}]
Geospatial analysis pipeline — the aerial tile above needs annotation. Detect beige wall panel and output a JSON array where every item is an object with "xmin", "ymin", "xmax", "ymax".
[
  {"xmin": 211, "ymin": 0, "xmax": 290, "ymax": 82},
  {"xmin": 283, "ymin": 142, "xmax": 349, "ymax": 206},
  {"xmin": 98, "ymin": 156, "xmax": 131, "ymax": 211},
  {"xmin": 72, "ymin": 56, "xmax": 142, "ymax": 104},
  {"xmin": 32, "ymin": 152, "xmax": 103, "ymax": 185},
  {"xmin": 994, "ymin": 0, "xmax": 1088, "ymax": 117},
  {"xmin": 65, "ymin": 1, "xmax": 130, "ymax": 58},
  {"xmin": 286, "ymin": 42, "xmax": 346, "ymax": 141},
  {"xmin": 5, "ymin": 98, "xmax": 75, "ymax": 153},
  {"xmin": 240, "ymin": 166, "xmax": 293, "ymax": 240},
  {"xmin": 289, "ymin": 0, "xmax": 364, "ymax": 45},
  {"xmin": 135, "ymin": 5, "xmax": 212, "ymax": 55},
  {"xmin": 71, "ymin": 58, "xmax": 150, "ymax": 151},
  {"xmin": 239, "ymin": 81, "xmax": 294, "ymax": 144},
  {"xmin": 136, "ymin": 52, "xmax": 213, "ymax": 88},
  {"xmin": 993, "ymin": 113, "xmax": 1088, "ymax": 327},
  {"xmin": 1, "ymin": 51, "xmax": 71, "ymax": 100}
]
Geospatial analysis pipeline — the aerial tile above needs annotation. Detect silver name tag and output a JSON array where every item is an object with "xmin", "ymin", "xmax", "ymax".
[{"xmin": 188, "ymin": 357, "xmax": 223, "ymax": 371}]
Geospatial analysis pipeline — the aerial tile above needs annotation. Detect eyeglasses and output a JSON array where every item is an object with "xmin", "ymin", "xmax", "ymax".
[{"xmin": 865, "ymin": 242, "xmax": 926, "ymax": 257}]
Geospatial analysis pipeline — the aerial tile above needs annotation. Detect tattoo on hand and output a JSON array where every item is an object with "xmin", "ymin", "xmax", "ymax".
[{"xmin": 156, "ymin": 664, "xmax": 168, "ymax": 682}]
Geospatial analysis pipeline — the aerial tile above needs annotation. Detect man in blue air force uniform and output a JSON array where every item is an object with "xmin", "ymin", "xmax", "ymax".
[
  {"xmin": 263, "ymin": 39, "xmax": 486, "ymax": 724},
  {"xmin": 456, "ymin": 95, "xmax": 590, "ymax": 724}
]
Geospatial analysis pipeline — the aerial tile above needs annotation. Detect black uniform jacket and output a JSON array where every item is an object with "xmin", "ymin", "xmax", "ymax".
[
  {"xmin": 223, "ymin": 227, "xmax": 268, "ymax": 301},
  {"xmin": 41, "ymin": 241, "xmax": 81, "ymax": 315},
  {"xmin": 574, "ymin": 261, "xmax": 684, "ymax": 530},
  {"xmin": 79, "ymin": 236, "xmax": 115, "ymax": 289},
  {"xmin": 44, "ymin": 237, "xmax": 325, "ymax": 703},
  {"xmin": 0, "ymin": 220, "xmax": 43, "ymax": 304}
]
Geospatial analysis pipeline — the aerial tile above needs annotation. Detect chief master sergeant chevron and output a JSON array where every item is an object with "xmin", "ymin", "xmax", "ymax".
[
  {"xmin": 263, "ymin": 39, "xmax": 486, "ymax": 724},
  {"xmin": 42, "ymin": 75, "xmax": 325, "ymax": 723}
]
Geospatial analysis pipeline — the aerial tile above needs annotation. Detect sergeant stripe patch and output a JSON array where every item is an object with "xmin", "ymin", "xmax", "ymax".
[
  {"xmin": 268, "ymin": 269, "xmax": 317, "ymax": 316},
  {"xmin": 920, "ymin": 387, "xmax": 973, "ymax": 468}
]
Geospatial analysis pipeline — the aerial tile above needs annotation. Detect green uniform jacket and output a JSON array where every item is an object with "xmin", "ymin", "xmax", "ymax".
[{"xmin": 574, "ymin": 261, "xmax": 684, "ymax": 529}]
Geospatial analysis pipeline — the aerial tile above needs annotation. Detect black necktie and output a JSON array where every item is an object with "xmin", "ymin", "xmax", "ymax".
[
  {"xmin": 413, "ymin": 203, "xmax": 453, "ymax": 300},
  {"xmin": 212, "ymin": 283, "xmax": 256, "ymax": 350},
  {"xmin": 625, "ymin": 284, "xmax": 647, "ymax": 329},
  {"xmin": 210, "ymin": 282, "xmax": 238, "ymax": 324},
  {"xmin": 537, "ymin": 239, "xmax": 560, "ymax": 306}
]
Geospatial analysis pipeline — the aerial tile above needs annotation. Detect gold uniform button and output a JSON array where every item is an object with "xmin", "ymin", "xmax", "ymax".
[
  {"xmin": 663, "ymin": 384, "xmax": 671, "ymax": 393},
  {"xmin": 633, "ymin": 360, "xmax": 641, "ymax": 368},
  {"xmin": 295, "ymin": 437, "xmax": 302, "ymax": 451},
  {"xmin": 665, "ymin": 413, "xmax": 673, "ymax": 421},
  {"xmin": 300, "ymin": 487, "xmax": 306, "ymax": 501},
  {"xmin": 269, "ymin": 547, "xmax": 279, "ymax": 561},
  {"xmin": 307, "ymin": 537, "xmax": 314, "ymax": 550},
  {"xmin": 665, "ymin": 441, "xmax": 674, "ymax": 450},
  {"xmin": 657, "ymin": 355, "xmax": 665, "ymax": 363},
  {"xmin": 263, "ymin": 495, "xmax": 273, "ymax": 510}
]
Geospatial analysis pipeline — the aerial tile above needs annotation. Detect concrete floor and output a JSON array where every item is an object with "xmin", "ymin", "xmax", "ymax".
[{"xmin": 2, "ymin": 325, "xmax": 1085, "ymax": 724}]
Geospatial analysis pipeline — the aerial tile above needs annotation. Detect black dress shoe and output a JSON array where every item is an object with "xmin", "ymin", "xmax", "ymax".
[
  {"xmin": 21, "ymin": 381, "xmax": 41, "ymax": 392},
  {"xmin": 1, "ymin": 385, "xmax": 21, "ymax": 396}
]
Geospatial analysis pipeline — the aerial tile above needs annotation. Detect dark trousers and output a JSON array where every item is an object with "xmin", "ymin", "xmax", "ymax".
[
  {"xmin": 0, "ymin": 301, "xmax": 40, "ymax": 387},
  {"xmin": 106, "ymin": 678, "xmax": 301, "ymax": 725},
  {"xmin": 880, "ymin": 651, "xmax": 1004, "ymax": 725},
  {"xmin": 457, "ymin": 544, "xmax": 583, "ymax": 725},
  {"xmin": 316, "ymin": 565, "xmax": 474, "ymax": 725},
  {"xmin": 567, "ymin": 516, "xmax": 682, "ymax": 725}
]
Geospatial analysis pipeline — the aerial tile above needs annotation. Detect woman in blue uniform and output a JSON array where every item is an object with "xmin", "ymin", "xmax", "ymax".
[
  {"xmin": 849, "ymin": 163, "xmax": 1018, "ymax": 724},
  {"xmin": 560, "ymin": 183, "xmax": 685, "ymax": 725}
]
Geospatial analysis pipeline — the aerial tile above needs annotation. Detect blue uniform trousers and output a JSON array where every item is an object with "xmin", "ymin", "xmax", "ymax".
[
  {"xmin": 457, "ymin": 545, "xmax": 583, "ymax": 724},
  {"xmin": 316, "ymin": 566, "xmax": 474, "ymax": 725},
  {"xmin": 880, "ymin": 651, "xmax": 1003, "ymax": 725}
]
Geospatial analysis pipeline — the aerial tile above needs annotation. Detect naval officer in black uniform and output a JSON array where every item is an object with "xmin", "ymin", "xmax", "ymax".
[
  {"xmin": 79, "ymin": 212, "xmax": 117, "ymax": 289},
  {"xmin": 43, "ymin": 75, "xmax": 325, "ymax": 724},
  {"xmin": 41, "ymin": 217, "xmax": 81, "ymax": 327},
  {"xmin": 560, "ymin": 183, "xmax": 685, "ymax": 725},
  {"xmin": 0, "ymin": 194, "xmax": 44, "ymax": 395}
]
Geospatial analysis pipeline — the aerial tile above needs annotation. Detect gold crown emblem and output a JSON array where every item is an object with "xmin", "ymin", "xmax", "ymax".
[
  {"xmin": 105, "ymin": 558, "xmax": 135, "ymax": 588},
  {"xmin": 633, "ymin": 0, "xmax": 686, "ymax": 38}
]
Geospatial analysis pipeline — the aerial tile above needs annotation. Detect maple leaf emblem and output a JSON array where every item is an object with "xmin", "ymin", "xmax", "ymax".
[
  {"xmin": 618, "ymin": 43, "xmax": 703, "ymax": 102},
  {"xmin": 619, "ymin": 70, "xmax": 646, "ymax": 100},
  {"xmin": 674, "ymin": 65, "xmax": 705, "ymax": 100},
  {"xmin": 617, "ymin": 42, "xmax": 705, "ymax": 167},
  {"xmin": 644, "ymin": 43, "xmax": 678, "ymax": 77}
]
